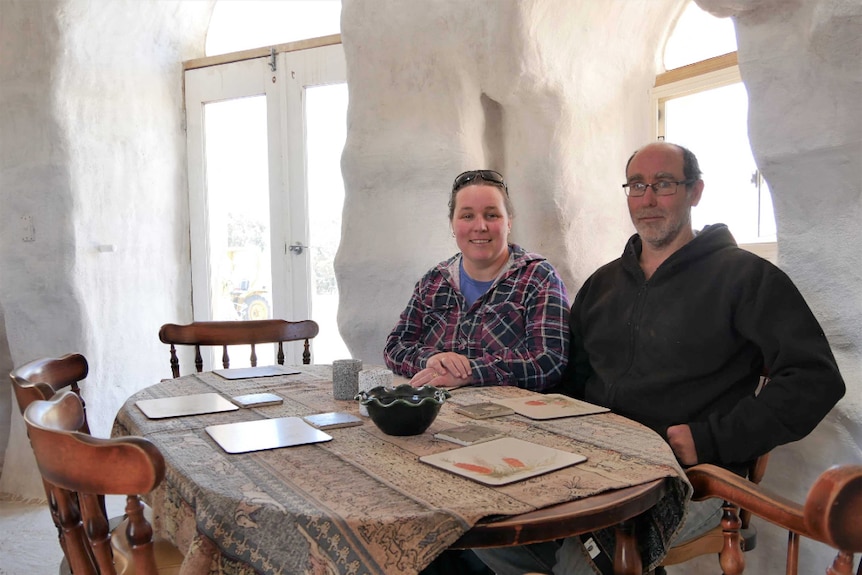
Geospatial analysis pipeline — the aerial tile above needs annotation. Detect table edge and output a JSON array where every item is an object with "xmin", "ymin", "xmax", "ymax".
[{"xmin": 450, "ymin": 477, "xmax": 670, "ymax": 549}]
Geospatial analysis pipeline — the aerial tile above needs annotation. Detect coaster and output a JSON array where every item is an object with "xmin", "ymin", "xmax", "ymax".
[
  {"xmin": 214, "ymin": 365, "xmax": 300, "ymax": 380},
  {"xmin": 302, "ymin": 412, "xmax": 363, "ymax": 430},
  {"xmin": 136, "ymin": 393, "xmax": 239, "ymax": 419},
  {"xmin": 453, "ymin": 402, "xmax": 515, "ymax": 420},
  {"xmin": 434, "ymin": 424, "xmax": 506, "ymax": 446},
  {"xmin": 420, "ymin": 437, "xmax": 586, "ymax": 486},
  {"xmin": 231, "ymin": 393, "xmax": 284, "ymax": 408},
  {"xmin": 492, "ymin": 394, "xmax": 609, "ymax": 420},
  {"xmin": 206, "ymin": 417, "xmax": 332, "ymax": 454}
]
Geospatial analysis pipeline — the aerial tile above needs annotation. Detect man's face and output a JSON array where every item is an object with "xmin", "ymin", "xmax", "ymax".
[{"xmin": 625, "ymin": 144, "xmax": 702, "ymax": 249}]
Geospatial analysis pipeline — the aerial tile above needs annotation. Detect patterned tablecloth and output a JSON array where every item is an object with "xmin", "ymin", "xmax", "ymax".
[{"xmin": 112, "ymin": 366, "xmax": 691, "ymax": 575}]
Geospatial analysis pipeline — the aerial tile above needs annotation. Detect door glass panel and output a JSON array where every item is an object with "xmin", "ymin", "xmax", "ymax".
[
  {"xmin": 306, "ymin": 83, "xmax": 350, "ymax": 363},
  {"xmin": 664, "ymin": 83, "xmax": 776, "ymax": 243},
  {"xmin": 203, "ymin": 96, "xmax": 274, "ymax": 365},
  {"xmin": 187, "ymin": 46, "xmax": 347, "ymax": 367}
]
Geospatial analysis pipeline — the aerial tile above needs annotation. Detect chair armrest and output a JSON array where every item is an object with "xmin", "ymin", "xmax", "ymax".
[
  {"xmin": 685, "ymin": 464, "xmax": 806, "ymax": 535},
  {"xmin": 803, "ymin": 465, "xmax": 862, "ymax": 551}
]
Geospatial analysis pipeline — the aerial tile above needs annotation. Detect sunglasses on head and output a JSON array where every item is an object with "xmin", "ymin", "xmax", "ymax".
[{"xmin": 452, "ymin": 170, "xmax": 508, "ymax": 195}]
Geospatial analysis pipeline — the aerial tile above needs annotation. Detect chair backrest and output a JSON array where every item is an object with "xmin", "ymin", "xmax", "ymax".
[
  {"xmin": 10, "ymin": 353, "xmax": 100, "ymax": 571},
  {"xmin": 685, "ymin": 462, "xmax": 862, "ymax": 575},
  {"xmin": 24, "ymin": 390, "xmax": 168, "ymax": 575},
  {"xmin": 158, "ymin": 319, "xmax": 319, "ymax": 378},
  {"xmin": 10, "ymin": 353, "xmax": 90, "ymax": 433}
]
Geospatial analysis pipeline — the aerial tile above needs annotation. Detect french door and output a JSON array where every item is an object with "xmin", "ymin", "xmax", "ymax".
[{"xmin": 184, "ymin": 43, "xmax": 349, "ymax": 365}]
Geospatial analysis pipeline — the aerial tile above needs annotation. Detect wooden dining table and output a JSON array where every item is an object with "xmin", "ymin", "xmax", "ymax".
[{"xmin": 112, "ymin": 365, "xmax": 691, "ymax": 575}]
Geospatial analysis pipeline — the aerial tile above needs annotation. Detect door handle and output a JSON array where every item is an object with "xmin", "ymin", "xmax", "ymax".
[{"xmin": 288, "ymin": 242, "xmax": 305, "ymax": 255}]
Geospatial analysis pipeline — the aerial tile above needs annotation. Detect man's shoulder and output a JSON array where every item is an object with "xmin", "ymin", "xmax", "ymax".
[
  {"xmin": 701, "ymin": 241, "xmax": 781, "ymax": 276},
  {"xmin": 585, "ymin": 256, "xmax": 627, "ymax": 282},
  {"xmin": 574, "ymin": 257, "xmax": 629, "ymax": 301}
]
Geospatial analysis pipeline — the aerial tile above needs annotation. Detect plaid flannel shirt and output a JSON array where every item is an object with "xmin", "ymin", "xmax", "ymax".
[{"xmin": 384, "ymin": 244, "xmax": 570, "ymax": 391}]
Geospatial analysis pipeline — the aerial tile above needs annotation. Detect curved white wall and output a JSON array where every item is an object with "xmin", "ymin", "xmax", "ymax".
[
  {"xmin": 0, "ymin": 0, "xmax": 212, "ymax": 498},
  {"xmin": 338, "ymin": 0, "xmax": 679, "ymax": 362}
]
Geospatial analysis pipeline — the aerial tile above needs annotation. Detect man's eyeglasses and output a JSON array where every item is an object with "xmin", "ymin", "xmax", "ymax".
[
  {"xmin": 452, "ymin": 170, "xmax": 508, "ymax": 195},
  {"xmin": 622, "ymin": 179, "xmax": 694, "ymax": 197}
]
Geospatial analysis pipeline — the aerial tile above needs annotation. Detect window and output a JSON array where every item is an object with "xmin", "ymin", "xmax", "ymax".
[
  {"xmin": 652, "ymin": 1, "xmax": 777, "ymax": 261},
  {"xmin": 206, "ymin": 0, "xmax": 341, "ymax": 56},
  {"xmin": 188, "ymin": 1, "xmax": 351, "ymax": 363}
]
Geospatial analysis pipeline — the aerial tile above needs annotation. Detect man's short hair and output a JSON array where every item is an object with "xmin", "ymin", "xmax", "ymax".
[
  {"xmin": 625, "ymin": 142, "xmax": 703, "ymax": 188},
  {"xmin": 679, "ymin": 145, "xmax": 703, "ymax": 185}
]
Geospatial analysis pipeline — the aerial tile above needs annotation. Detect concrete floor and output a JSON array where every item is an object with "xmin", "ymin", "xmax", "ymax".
[
  {"xmin": 0, "ymin": 497, "xmax": 64, "ymax": 575},
  {"xmin": 0, "ymin": 495, "xmax": 125, "ymax": 575}
]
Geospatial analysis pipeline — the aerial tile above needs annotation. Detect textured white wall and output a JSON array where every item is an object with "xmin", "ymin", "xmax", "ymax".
[
  {"xmin": 0, "ymin": 0, "xmax": 212, "ymax": 498},
  {"xmin": 338, "ymin": 0, "xmax": 678, "ymax": 363},
  {"xmin": 0, "ymin": 0, "xmax": 87, "ymax": 499}
]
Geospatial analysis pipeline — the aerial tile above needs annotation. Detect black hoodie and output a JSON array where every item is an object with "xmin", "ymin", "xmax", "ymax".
[{"xmin": 562, "ymin": 224, "xmax": 845, "ymax": 472}]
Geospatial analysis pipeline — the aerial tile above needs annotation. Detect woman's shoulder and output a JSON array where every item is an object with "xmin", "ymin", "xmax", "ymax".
[
  {"xmin": 510, "ymin": 245, "xmax": 560, "ymax": 273},
  {"xmin": 510, "ymin": 243, "xmax": 546, "ymax": 263},
  {"xmin": 413, "ymin": 253, "xmax": 459, "ymax": 287},
  {"xmin": 506, "ymin": 247, "xmax": 567, "ymax": 294}
]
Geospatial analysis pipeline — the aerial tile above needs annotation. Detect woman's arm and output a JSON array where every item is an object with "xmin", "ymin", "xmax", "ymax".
[
  {"xmin": 470, "ymin": 261, "xmax": 570, "ymax": 391},
  {"xmin": 384, "ymin": 271, "xmax": 459, "ymax": 377}
]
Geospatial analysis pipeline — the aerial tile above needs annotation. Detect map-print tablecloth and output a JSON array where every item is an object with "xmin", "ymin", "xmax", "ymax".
[{"xmin": 112, "ymin": 366, "xmax": 691, "ymax": 575}]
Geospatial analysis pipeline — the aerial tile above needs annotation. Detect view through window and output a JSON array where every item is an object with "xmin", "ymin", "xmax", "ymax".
[
  {"xmin": 202, "ymin": 1, "xmax": 349, "ymax": 363},
  {"xmin": 197, "ymin": 94, "xmax": 276, "ymax": 367},
  {"xmin": 204, "ymin": 96, "xmax": 273, "ymax": 325},
  {"xmin": 658, "ymin": 1, "xmax": 776, "ymax": 248},
  {"xmin": 207, "ymin": 1, "xmax": 341, "ymax": 56}
]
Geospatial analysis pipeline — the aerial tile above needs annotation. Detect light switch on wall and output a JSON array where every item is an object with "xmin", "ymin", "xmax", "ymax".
[{"xmin": 20, "ymin": 215, "xmax": 34, "ymax": 242}]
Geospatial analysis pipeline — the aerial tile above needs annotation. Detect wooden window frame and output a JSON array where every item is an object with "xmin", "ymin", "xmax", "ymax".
[{"xmin": 651, "ymin": 52, "xmax": 778, "ymax": 263}]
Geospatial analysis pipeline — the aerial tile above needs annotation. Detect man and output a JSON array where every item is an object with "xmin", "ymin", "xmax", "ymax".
[{"xmin": 475, "ymin": 142, "xmax": 845, "ymax": 574}]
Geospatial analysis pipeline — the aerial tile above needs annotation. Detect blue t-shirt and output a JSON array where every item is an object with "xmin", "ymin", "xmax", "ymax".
[{"xmin": 459, "ymin": 259, "xmax": 494, "ymax": 307}]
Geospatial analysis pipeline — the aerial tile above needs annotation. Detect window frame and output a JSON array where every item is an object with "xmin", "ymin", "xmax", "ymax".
[{"xmin": 651, "ymin": 52, "xmax": 778, "ymax": 263}]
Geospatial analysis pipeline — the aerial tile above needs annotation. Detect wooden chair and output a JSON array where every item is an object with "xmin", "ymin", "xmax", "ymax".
[
  {"xmin": 23, "ymin": 390, "xmax": 184, "ymax": 575},
  {"xmin": 660, "ymin": 370, "xmax": 772, "ymax": 572},
  {"xmin": 10, "ymin": 353, "xmax": 91, "ymax": 432},
  {"xmin": 666, "ymin": 463, "xmax": 862, "ymax": 575},
  {"xmin": 158, "ymin": 319, "xmax": 319, "ymax": 378},
  {"xmin": 660, "ymin": 454, "xmax": 769, "ymax": 570},
  {"xmin": 10, "ymin": 353, "xmax": 99, "ymax": 573}
]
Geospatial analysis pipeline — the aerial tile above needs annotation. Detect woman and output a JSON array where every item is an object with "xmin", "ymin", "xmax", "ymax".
[{"xmin": 384, "ymin": 169, "xmax": 570, "ymax": 391}]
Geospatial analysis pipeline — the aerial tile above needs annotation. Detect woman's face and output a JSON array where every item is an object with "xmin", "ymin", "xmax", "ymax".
[{"xmin": 451, "ymin": 184, "xmax": 511, "ymax": 272}]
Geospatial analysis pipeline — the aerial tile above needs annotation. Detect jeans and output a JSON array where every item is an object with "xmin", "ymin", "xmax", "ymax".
[{"xmin": 472, "ymin": 498, "xmax": 723, "ymax": 575}]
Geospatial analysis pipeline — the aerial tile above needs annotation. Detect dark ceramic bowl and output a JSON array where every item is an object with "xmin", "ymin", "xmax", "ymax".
[{"xmin": 355, "ymin": 384, "xmax": 450, "ymax": 436}]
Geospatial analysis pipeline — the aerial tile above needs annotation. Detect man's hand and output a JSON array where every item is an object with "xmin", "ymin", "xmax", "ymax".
[{"xmin": 666, "ymin": 424, "xmax": 698, "ymax": 466}]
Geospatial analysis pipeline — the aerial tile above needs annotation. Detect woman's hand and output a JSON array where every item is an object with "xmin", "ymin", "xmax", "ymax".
[
  {"xmin": 408, "ymin": 368, "xmax": 464, "ymax": 388},
  {"xmin": 427, "ymin": 352, "xmax": 472, "ymax": 379},
  {"xmin": 409, "ymin": 352, "xmax": 473, "ymax": 388}
]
